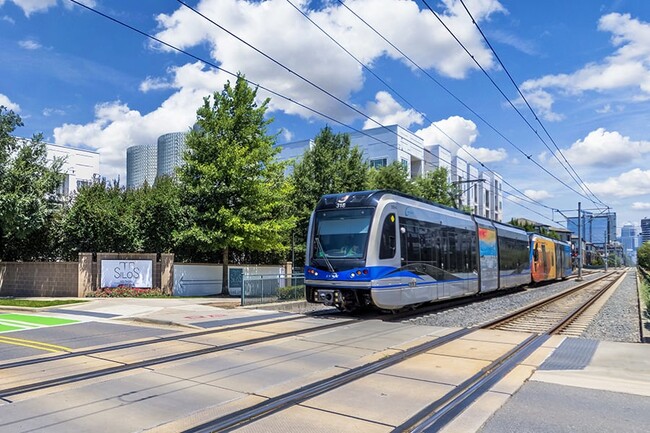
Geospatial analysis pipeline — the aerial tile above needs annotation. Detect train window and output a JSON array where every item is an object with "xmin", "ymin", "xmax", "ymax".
[{"xmin": 379, "ymin": 214, "xmax": 396, "ymax": 259}]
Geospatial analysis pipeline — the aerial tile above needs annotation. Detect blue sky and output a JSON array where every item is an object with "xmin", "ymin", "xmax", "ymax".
[{"xmin": 2, "ymin": 0, "xmax": 650, "ymax": 235}]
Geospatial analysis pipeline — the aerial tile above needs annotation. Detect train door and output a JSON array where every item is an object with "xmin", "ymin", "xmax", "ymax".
[{"xmin": 474, "ymin": 217, "xmax": 498, "ymax": 293}]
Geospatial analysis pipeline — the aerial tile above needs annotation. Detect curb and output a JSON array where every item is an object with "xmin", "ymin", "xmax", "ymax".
[
  {"xmin": 636, "ymin": 269, "xmax": 650, "ymax": 343},
  {"xmin": 119, "ymin": 316, "xmax": 203, "ymax": 330},
  {"xmin": 240, "ymin": 300, "xmax": 310, "ymax": 312},
  {"xmin": 0, "ymin": 306, "xmax": 41, "ymax": 312}
]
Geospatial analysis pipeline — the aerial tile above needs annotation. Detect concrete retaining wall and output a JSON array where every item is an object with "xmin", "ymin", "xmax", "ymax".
[{"xmin": 0, "ymin": 262, "xmax": 78, "ymax": 297}]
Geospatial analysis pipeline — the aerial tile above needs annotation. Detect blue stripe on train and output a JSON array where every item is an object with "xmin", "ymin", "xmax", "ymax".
[{"xmin": 305, "ymin": 265, "xmax": 412, "ymax": 282}]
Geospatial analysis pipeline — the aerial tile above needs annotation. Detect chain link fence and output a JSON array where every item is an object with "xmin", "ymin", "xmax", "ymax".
[{"xmin": 240, "ymin": 271, "xmax": 305, "ymax": 306}]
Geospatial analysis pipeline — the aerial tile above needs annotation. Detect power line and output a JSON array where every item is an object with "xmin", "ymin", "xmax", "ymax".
[
  {"xmin": 458, "ymin": 0, "xmax": 608, "ymax": 210},
  {"xmin": 177, "ymin": 0, "xmax": 551, "ymax": 216},
  {"xmin": 68, "ymin": 0, "xmax": 556, "ymax": 218},
  {"xmin": 420, "ymin": 0, "xmax": 606, "ymax": 209}
]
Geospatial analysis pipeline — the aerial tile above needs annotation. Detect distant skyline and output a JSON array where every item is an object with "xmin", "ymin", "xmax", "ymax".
[{"xmin": 2, "ymin": 0, "xmax": 650, "ymax": 232}]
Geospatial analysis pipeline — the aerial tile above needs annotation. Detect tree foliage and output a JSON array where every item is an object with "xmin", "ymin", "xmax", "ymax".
[
  {"xmin": 638, "ymin": 241, "xmax": 650, "ymax": 269},
  {"xmin": 177, "ymin": 75, "xmax": 295, "ymax": 294},
  {"xmin": 0, "ymin": 107, "xmax": 64, "ymax": 260},
  {"xmin": 367, "ymin": 161, "xmax": 412, "ymax": 194},
  {"xmin": 128, "ymin": 176, "xmax": 187, "ymax": 256},
  {"xmin": 411, "ymin": 167, "xmax": 456, "ymax": 207},
  {"xmin": 289, "ymin": 126, "xmax": 368, "ymax": 258},
  {"xmin": 57, "ymin": 180, "xmax": 136, "ymax": 259}
]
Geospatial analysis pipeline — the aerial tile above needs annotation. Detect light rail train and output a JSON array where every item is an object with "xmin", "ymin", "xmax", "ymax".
[{"xmin": 304, "ymin": 190, "xmax": 572, "ymax": 311}]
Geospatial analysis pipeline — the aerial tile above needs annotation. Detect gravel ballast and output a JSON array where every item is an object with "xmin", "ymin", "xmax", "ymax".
[{"xmin": 405, "ymin": 269, "xmax": 642, "ymax": 343}]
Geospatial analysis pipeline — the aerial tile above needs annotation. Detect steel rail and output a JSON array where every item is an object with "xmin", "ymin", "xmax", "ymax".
[
  {"xmin": 0, "ymin": 318, "xmax": 358, "ymax": 399},
  {"xmin": 180, "ymin": 272, "xmax": 625, "ymax": 433},
  {"xmin": 482, "ymin": 272, "xmax": 613, "ymax": 329},
  {"xmin": 0, "ymin": 314, "xmax": 309, "ymax": 370},
  {"xmin": 181, "ymin": 327, "xmax": 474, "ymax": 433},
  {"xmin": 395, "ymin": 270, "xmax": 627, "ymax": 432}
]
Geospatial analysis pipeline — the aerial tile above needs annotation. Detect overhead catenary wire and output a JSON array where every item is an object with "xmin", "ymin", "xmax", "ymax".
[
  {"xmin": 68, "ymin": 0, "xmax": 556, "ymax": 222},
  {"xmin": 285, "ymin": 0, "xmax": 561, "ymax": 215},
  {"xmin": 420, "ymin": 0, "xmax": 606, "ymax": 210},
  {"xmin": 458, "ymin": 0, "xmax": 608, "ymax": 210}
]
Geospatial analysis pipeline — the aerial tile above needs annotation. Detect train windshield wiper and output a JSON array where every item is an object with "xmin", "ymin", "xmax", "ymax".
[{"xmin": 315, "ymin": 236, "xmax": 335, "ymax": 273}]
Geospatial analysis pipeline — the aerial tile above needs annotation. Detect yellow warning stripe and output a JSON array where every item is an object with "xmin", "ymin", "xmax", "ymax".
[{"xmin": 0, "ymin": 336, "xmax": 71, "ymax": 352}]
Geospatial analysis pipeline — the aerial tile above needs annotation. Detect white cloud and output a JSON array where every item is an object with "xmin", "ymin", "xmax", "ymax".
[
  {"xmin": 632, "ymin": 202, "xmax": 650, "ymax": 210},
  {"xmin": 457, "ymin": 145, "xmax": 507, "ymax": 163},
  {"xmin": 595, "ymin": 104, "xmax": 611, "ymax": 114},
  {"xmin": 0, "ymin": 93, "xmax": 20, "ymax": 112},
  {"xmin": 520, "ymin": 13, "xmax": 650, "ymax": 120},
  {"xmin": 279, "ymin": 128, "xmax": 294, "ymax": 142},
  {"xmin": 50, "ymin": 0, "xmax": 508, "ymax": 179},
  {"xmin": 362, "ymin": 91, "xmax": 423, "ymax": 129},
  {"xmin": 2, "ymin": 0, "xmax": 57, "ymax": 16},
  {"xmin": 54, "ymin": 62, "xmax": 223, "ymax": 180},
  {"xmin": 561, "ymin": 128, "xmax": 650, "ymax": 167},
  {"xmin": 1, "ymin": 0, "xmax": 96, "ymax": 16},
  {"xmin": 523, "ymin": 189, "xmax": 552, "ymax": 201},
  {"xmin": 18, "ymin": 39, "xmax": 41, "ymax": 50},
  {"xmin": 585, "ymin": 168, "xmax": 650, "ymax": 198},
  {"xmin": 415, "ymin": 115, "xmax": 507, "ymax": 163},
  {"xmin": 152, "ymin": 0, "xmax": 504, "ymax": 121},
  {"xmin": 43, "ymin": 107, "xmax": 65, "ymax": 116},
  {"xmin": 416, "ymin": 116, "xmax": 478, "ymax": 150},
  {"xmin": 2, "ymin": 15, "xmax": 15, "ymax": 24},
  {"xmin": 139, "ymin": 76, "xmax": 173, "ymax": 92}
]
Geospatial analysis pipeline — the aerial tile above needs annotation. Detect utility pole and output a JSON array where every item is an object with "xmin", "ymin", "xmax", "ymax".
[
  {"xmin": 604, "ymin": 206, "xmax": 609, "ymax": 272},
  {"xmin": 577, "ymin": 202, "xmax": 583, "ymax": 281},
  {"xmin": 451, "ymin": 179, "xmax": 484, "ymax": 210}
]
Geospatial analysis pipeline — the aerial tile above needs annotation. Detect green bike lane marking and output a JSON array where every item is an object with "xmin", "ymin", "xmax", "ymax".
[{"xmin": 0, "ymin": 313, "xmax": 79, "ymax": 333}]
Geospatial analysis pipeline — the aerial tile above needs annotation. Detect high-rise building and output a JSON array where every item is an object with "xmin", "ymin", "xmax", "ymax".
[
  {"xmin": 620, "ymin": 222, "xmax": 638, "ymax": 252},
  {"xmin": 126, "ymin": 144, "xmax": 157, "ymax": 189},
  {"xmin": 641, "ymin": 217, "xmax": 650, "ymax": 244},
  {"xmin": 566, "ymin": 211, "xmax": 616, "ymax": 247},
  {"xmin": 273, "ymin": 124, "xmax": 504, "ymax": 221},
  {"xmin": 126, "ymin": 131, "xmax": 191, "ymax": 189},
  {"xmin": 157, "ymin": 132, "xmax": 187, "ymax": 177}
]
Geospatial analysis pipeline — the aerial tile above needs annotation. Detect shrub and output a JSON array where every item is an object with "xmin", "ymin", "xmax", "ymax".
[
  {"xmin": 88, "ymin": 286, "xmax": 168, "ymax": 298},
  {"xmin": 277, "ymin": 285, "xmax": 305, "ymax": 301}
]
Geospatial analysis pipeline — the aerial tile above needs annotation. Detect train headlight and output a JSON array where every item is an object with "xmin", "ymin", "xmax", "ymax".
[
  {"xmin": 363, "ymin": 269, "xmax": 368, "ymax": 275},
  {"xmin": 350, "ymin": 273, "xmax": 355, "ymax": 278}
]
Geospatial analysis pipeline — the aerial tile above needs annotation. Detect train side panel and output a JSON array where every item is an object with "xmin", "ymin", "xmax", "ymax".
[
  {"xmin": 530, "ymin": 234, "xmax": 557, "ymax": 283},
  {"xmin": 494, "ymin": 222, "xmax": 531, "ymax": 289},
  {"xmin": 474, "ymin": 216, "xmax": 499, "ymax": 293}
]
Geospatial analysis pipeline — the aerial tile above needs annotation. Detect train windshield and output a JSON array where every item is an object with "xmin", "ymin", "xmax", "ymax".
[{"xmin": 312, "ymin": 208, "xmax": 373, "ymax": 260}]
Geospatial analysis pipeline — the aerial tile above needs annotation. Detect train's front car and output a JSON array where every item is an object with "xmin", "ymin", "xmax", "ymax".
[{"xmin": 304, "ymin": 191, "xmax": 382, "ymax": 311}]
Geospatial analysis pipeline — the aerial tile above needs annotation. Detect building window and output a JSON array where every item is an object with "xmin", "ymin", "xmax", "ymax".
[
  {"xmin": 485, "ymin": 190, "xmax": 490, "ymax": 207},
  {"xmin": 401, "ymin": 158, "xmax": 408, "ymax": 169},
  {"xmin": 370, "ymin": 158, "xmax": 387, "ymax": 169}
]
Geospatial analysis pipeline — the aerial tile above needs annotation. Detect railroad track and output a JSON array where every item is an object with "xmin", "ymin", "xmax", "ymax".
[
  {"xmin": 0, "ymin": 271, "xmax": 627, "ymax": 432},
  {"xmin": 165, "ymin": 270, "xmax": 627, "ymax": 433},
  {"xmin": 0, "ymin": 314, "xmax": 359, "ymax": 401},
  {"xmin": 486, "ymin": 270, "xmax": 624, "ymax": 335}
]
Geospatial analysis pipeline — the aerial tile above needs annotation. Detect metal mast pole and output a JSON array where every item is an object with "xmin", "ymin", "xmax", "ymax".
[{"xmin": 577, "ymin": 202, "xmax": 583, "ymax": 281}]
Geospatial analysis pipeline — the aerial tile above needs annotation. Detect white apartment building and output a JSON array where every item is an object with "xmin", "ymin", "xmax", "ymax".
[
  {"xmin": 274, "ymin": 124, "xmax": 504, "ymax": 221},
  {"xmin": 44, "ymin": 142, "xmax": 100, "ymax": 195}
]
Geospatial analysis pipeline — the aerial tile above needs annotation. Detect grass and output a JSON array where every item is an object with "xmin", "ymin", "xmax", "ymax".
[{"xmin": 0, "ymin": 299, "xmax": 87, "ymax": 308}]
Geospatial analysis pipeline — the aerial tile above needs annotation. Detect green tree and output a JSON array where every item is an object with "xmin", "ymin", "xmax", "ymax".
[
  {"xmin": 177, "ymin": 75, "xmax": 295, "ymax": 295},
  {"xmin": 638, "ymin": 241, "xmax": 650, "ymax": 269},
  {"xmin": 411, "ymin": 167, "xmax": 456, "ymax": 207},
  {"xmin": 0, "ymin": 107, "xmax": 65, "ymax": 260},
  {"xmin": 129, "ymin": 176, "xmax": 187, "ymax": 255},
  {"xmin": 57, "ymin": 179, "xmax": 136, "ymax": 259},
  {"xmin": 289, "ymin": 126, "xmax": 368, "ymax": 260},
  {"xmin": 367, "ymin": 161, "xmax": 412, "ymax": 194}
]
